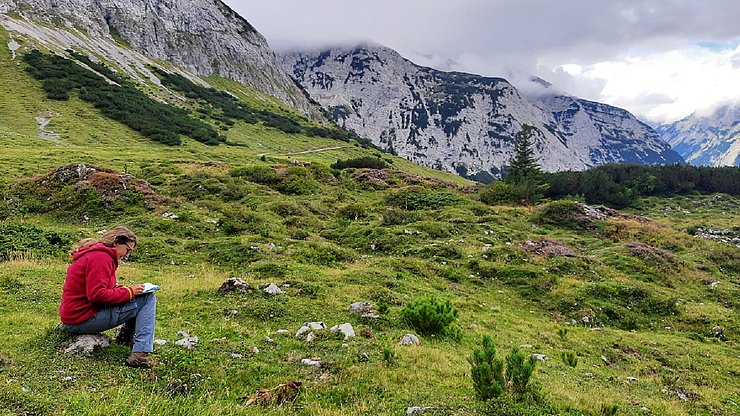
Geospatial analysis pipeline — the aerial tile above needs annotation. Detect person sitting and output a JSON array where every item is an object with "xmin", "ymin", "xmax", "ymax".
[{"xmin": 59, "ymin": 226, "xmax": 157, "ymax": 368}]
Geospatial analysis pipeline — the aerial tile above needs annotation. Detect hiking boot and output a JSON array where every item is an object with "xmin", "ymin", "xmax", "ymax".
[{"xmin": 125, "ymin": 352, "xmax": 157, "ymax": 368}]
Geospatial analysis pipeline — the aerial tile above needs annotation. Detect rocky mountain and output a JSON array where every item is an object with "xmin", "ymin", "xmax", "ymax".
[
  {"xmin": 657, "ymin": 105, "xmax": 740, "ymax": 167},
  {"xmin": 281, "ymin": 44, "xmax": 684, "ymax": 181},
  {"xmin": 0, "ymin": 0, "xmax": 318, "ymax": 116}
]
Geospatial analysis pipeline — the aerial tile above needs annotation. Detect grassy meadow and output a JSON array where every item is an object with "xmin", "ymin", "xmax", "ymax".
[{"xmin": 0, "ymin": 23, "xmax": 739, "ymax": 416}]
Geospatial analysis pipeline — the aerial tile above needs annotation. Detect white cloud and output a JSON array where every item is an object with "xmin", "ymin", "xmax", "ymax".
[{"xmin": 225, "ymin": 0, "xmax": 740, "ymax": 123}]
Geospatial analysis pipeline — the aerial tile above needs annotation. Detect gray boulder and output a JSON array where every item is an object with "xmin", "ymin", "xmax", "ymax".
[
  {"xmin": 330, "ymin": 323, "xmax": 356, "ymax": 340},
  {"xmin": 399, "ymin": 334, "xmax": 420, "ymax": 346},
  {"xmin": 64, "ymin": 334, "xmax": 110, "ymax": 355}
]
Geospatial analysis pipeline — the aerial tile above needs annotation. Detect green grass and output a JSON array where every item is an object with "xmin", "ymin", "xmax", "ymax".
[{"xmin": 1, "ymin": 23, "xmax": 739, "ymax": 416}]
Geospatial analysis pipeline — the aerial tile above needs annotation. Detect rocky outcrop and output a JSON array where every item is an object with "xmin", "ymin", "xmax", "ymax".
[
  {"xmin": 281, "ymin": 44, "xmax": 683, "ymax": 180},
  {"xmin": 657, "ymin": 105, "xmax": 740, "ymax": 167},
  {"xmin": 1, "ymin": 0, "xmax": 318, "ymax": 115}
]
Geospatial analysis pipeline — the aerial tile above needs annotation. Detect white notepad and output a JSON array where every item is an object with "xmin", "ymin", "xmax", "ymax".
[{"xmin": 142, "ymin": 282, "xmax": 161, "ymax": 293}]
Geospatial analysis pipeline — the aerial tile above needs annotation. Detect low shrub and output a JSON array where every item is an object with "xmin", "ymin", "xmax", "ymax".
[
  {"xmin": 331, "ymin": 156, "xmax": 389, "ymax": 170},
  {"xmin": 470, "ymin": 338, "xmax": 539, "ymax": 401},
  {"xmin": 560, "ymin": 351, "xmax": 578, "ymax": 368},
  {"xmin": 385, "ymin": 187, "xmax": 465, "ymax": 211},
  {"xmin": 0, "ymin": 224, "xmax": 72, "ymax": 260},
  {"xmin": 400, "ymin": 297, "xmax": 458, "ymax": 335},
  {"xmin": 505, "ymin": 347, "xmax": 538, "ymax": 395}
]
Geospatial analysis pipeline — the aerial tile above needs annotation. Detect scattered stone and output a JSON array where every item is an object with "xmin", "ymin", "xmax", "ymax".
[
  {"xmin": 520, "ymin": 344, "xmax": 533, "ymax": 349},
  {"xmin": 358, "ymin": 352, "xmax": 370, "ymax": 362},
  {"xmin": 627, "ymin": 377, "xmax": 638, "ymax": 383},
  {"xmin": 63, "ymin": 376, "xmax": 73, "ymax": 382},
  {"xmin": 330, "ymin": 323, "xmax": 356, "ymax": 340},
  {"xmin": 161, "ymin": 212, "xmax": 179, "ymax": 220},
  {"xmin": 301, "ymin": 358, "xmax": 322, "ymax": 368},
  {"xmin": 710, "ymin": 325, "xmax": 725, "ymax": 339},
  {"xmin": 153, "ymin": 339, "xmax": 167, "ymax": 346},
  {"xmin": 692, "ymin": 227, "xmax": 740, "ymax": 248},
  {"xmin": 265, "ymin": 337, "xmax": 274, "ymax": 344},
  {"xmin": 264, "ymin": 283, "xmax": 285, "ymax": 295},
  {"xmin": 531, "ymin": 354, "xmax": 549, "ymax": 361},
  {"xmin": 177, "ymin": 330, "xmax": 189, "ymax": 338},
  {"xmin": 400, "ymin": 334, "xmax": 420, "ymax": 346},
  {"xmin": 64, "ymin": 334, "xmax": 110, "ymax": 355},
  {"xmin": 274, "ymin": 329, "xmax": 290, "ymax": 335},
  {"xmin": 175, "ymin": 336, "xmax": 199, "ymax": 350},
  {"xmin": 305, "ymin": 332, "xmax": 316, "ymax": 343},
  {"xmin": 349, "ymin": 302, "xmax": 379, "ymax": 318},
  {"xmin": 226, "ymin": 309, "xmax": 238, "ymax": 317},
  {"xmin": 407, "ymin": 406, "xmax": 433, "ymax": 414},
  {"xmin": 218, "ymin": 278, "xmax": 251, "ymax": 294},
  {"xmin": 341, "ymin": 343, "xmax": 349, "ymax": 348},
  {"xmin": 585, "ymin": 372, "xmax": 593, "ymax": 378},
  {"xmin": 601, "ymin": 355, "xmax": 610, "ymax": 365},
  {"xmin": 230, "ymin": 353, "xmax": 244, "ymax": 359},
  {"xmin": 249, "ymin": 346, "xmax": 260, "ymax": 354}
]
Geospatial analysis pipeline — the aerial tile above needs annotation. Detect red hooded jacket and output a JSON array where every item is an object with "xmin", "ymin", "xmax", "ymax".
[{"xmin": 59, "ymin": 243, "xmax": 132, "ymax": 324}]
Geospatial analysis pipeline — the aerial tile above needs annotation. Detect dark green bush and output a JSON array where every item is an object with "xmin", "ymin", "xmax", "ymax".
[
  {"xmin": 385, "ymin": 188, "xmax": 465, "ymax": 210},
  {"xmin": 331, "ymin": 156, "xmax": 388, "ymax": 170},
  {"xmin": 505, "ymin": 348, "xmax": 538, "ymax": 396},
  {"xmin": 560, "ymin": 351, "xmax": 578, "ymax": 368},
  {"xmin": 469, "ymin": 336, "xmax": 505, "ymax": 400},
  {"xmin": 338, "ymin": 204, "xmax": 367, "ymax": 220},
  {"xmin": 401, "ymin": 297, "xmax": 458, "ymax": 334},
  {"xmin": 533, "ymin": 200, "xmax": 588, "ymax": 230},
  {"xmin": 0, "ymin": 224, "xmax": 72, "ymax": 260}
]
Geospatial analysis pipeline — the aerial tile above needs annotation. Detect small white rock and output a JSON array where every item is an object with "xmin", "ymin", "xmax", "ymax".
[
  {"xmin": 153, "ymin": 339, "xmax": 167, "ymax": 346},
  {"xmin": 264, "ymin": 283, "xmax": 284, "ymax": 295},
  {"xmin": 301, "ymin": 358, "xmax": 321, "ymax": 368}
]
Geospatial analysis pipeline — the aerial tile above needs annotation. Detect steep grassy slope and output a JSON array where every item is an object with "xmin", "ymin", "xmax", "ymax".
[{"xmin": 1, "ymin": 25, "xmax": 739, "ymax": 416}]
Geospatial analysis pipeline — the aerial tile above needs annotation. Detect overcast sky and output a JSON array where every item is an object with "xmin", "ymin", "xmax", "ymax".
[{"xmin": 225, "ymin": 0, "xmax": 740, "ymax": 124}]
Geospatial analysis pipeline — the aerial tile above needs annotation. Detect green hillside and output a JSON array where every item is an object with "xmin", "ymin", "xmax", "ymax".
[{"xmin": 0, "ymin": 25, "xmax": 739, "ymax": 416}]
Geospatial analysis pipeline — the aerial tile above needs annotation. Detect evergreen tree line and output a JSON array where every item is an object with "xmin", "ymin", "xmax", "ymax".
[
  {"xmin": 152, "ymin": 69, "xmax": 376, "ymax": 147},
  {"xmin": 542, "ymin": 164, "xmax": 740, "ymax": 208},
  {"xmin": 481, "ymin": 124, "xmax": 740, "ymax": 208},
  {"xmin": 24, "ymin": 50, "xmax": 224, "ymax": 146}
]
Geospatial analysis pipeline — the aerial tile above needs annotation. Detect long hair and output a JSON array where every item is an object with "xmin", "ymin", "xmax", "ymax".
[{"xmin": 71, "ymin": 226, "xmax": 137, "ymax": 254}]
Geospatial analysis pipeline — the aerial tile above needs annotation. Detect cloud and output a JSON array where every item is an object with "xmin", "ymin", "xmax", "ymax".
[{"xmin": 225, "ymin": 0, "xmax": 740, "ymax": 122}]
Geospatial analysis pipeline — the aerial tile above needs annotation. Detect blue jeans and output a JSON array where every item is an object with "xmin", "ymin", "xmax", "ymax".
[{"xmin": 65, "ymin": 293, "xmax": 156, "ymax": 353}]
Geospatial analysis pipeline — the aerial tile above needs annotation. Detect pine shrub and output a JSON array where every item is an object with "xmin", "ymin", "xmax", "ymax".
[
  {"xmin": 400, "ymin": 297, "xmax": 458, "ymax": 334},
  {"xmin": 469, "ymin": 336, "xmax": 505, "ymax": 400},
  {"xmin": 560, "ymin": 351, "xmax": 578, "ymax": 368},
  {"xmin": 505, "ymin": 347, "xmax": 538, "ymax": 395}
]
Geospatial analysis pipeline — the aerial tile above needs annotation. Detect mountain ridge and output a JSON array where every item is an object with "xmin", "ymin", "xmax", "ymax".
[
  {"xmin": 281, "ymin": 44, "xmax": 684, "ymax": 181},
  {"xmin": 657, "ymin": 104, "xmax": 740, "ymax": 167}
]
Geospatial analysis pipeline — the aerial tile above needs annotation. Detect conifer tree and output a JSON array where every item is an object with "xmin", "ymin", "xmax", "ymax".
[
  {"xmin": 505, "ymin": 124, "xmax": 547, "ymax": 205},
  {"xmin": 506, "ymin": 124, "xmax": 541, "ymax": 184}
]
